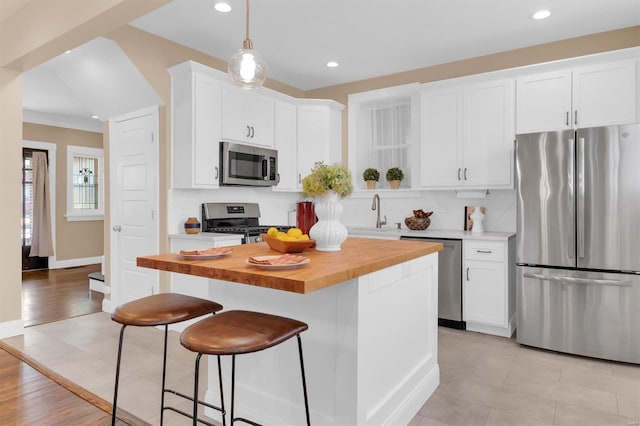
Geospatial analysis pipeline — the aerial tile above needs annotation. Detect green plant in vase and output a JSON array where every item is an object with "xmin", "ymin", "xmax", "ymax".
[
  {"xmin": 362, "ymin": 168, "xmax": 380, "ymax": 190},
  {"xmin": 386, "ymin": 167, "xmax": 404, "ymax": 189}
]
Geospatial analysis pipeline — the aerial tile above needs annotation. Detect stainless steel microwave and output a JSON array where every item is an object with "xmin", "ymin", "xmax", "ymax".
[{"xmin": 220, "ymin": 141, "xmax": 278, "ymax": 187}]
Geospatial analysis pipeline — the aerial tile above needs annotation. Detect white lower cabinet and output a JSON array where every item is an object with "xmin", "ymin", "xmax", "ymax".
[{"xmin": 463, "ymin": 236, "xmax": 515, "ymax": 337}]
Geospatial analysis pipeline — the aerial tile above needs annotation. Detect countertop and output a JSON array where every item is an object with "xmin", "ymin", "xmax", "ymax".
[
  {"xmin": 137, "ymin": 237, "xmax": 442, "ymax": 294},
  {"xmin": 347, "ymin": 226, "xmax": 515, "ymax": 241}
]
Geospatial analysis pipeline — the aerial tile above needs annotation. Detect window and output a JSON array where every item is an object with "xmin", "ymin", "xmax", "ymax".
[
  {"xmin": 66, "ymin": 145, "xmax": 104, "ymax": 221},
  {"xmin": 349, "ymin": 84, "xmax": 419, "ymax": 191}
]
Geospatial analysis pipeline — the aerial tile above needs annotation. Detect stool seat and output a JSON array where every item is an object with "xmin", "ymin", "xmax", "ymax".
[
  {"xmin": 181, "ymin": 310, "xmax": 308, "ymax": 355},
  {"xmin": 111, "ymin": 293, "xmax": 223, "ymax": 327}
]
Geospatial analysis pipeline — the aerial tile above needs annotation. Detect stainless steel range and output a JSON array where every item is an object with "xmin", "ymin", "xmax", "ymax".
[{"xmin": 201, "ymin": 202, "xmax": 291, "ymax": 244}]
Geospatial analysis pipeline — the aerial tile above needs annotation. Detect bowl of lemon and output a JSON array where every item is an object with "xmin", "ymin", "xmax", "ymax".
[{"xmin": 262, "ymin": 227, "xmax": 315, "ymax": 253}]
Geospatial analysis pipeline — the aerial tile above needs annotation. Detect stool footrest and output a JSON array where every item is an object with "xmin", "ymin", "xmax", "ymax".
[
  {"xmin": 164, "ymin": 406, "xmax": 218, "ymax": 426},
  {"xmin": 164, "ymin": 388, "xmax": 225, "ymax": 414},
  {"xmin": 233, "ymin": 417, "xmax": 262, "ymax": 426}
]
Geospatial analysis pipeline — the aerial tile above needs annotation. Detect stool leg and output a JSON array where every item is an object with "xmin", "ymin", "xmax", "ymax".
[
  {"xmin": 297, "ymin": 335, "xmax": 311, "ymax": 426},
  {"xmin": 230, "ymin": 355, "xmax": 236, "ymax": 425},
  {"xmin": 193, "ymin": 353, "xmax": 203, "ymax": 426},
  {"xmin": 160, "ymin": 324, "xmax": 168, "ymax": 426},
  {"xmin": 218, "ymin": 355, "xmax": 226, "ymax": 426},
  {"xmin": 112, "ymin": 324, "xmax": 127, "ymax": 426}
]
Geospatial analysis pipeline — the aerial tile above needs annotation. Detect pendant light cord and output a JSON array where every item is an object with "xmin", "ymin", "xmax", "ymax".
[{"xmin": 245, "ymin": 0, "xmax": 250, "ymax": 41}]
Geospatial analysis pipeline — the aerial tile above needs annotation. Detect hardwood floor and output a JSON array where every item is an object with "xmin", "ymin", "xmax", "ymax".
[
  {"xmin": 22, "ymin": 264, "xmax": 103, "ymax": 327},
  {"xmin": 0, "ymin": 345, "xmax": 112, "ymax": 425}
]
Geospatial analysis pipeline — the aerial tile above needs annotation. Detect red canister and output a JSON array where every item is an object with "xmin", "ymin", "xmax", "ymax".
[{"xmin": 296, "ymin": 201, "xmax": 316, "ymax": 235}]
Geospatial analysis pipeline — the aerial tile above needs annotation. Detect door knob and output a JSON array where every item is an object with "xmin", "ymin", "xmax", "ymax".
[{"xmin": 113, "ymin": 225, "xmax": 122, "ymax": 232}]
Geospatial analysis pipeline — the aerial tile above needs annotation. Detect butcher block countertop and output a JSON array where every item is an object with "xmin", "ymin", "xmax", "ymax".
[{"xmin": 137, "ymin": 237, "xmax": 442, "ymax": 294}]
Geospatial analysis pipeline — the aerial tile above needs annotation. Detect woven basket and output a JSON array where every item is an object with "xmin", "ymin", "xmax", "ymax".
[{"xmin": 404, "ymin": 217, "xmax": 431, "ymax": 231}]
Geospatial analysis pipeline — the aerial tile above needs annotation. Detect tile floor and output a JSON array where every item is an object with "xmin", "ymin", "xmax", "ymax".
[{"xmin": 3, "ymin": 313, "xmax": 639, "ymax": 426}]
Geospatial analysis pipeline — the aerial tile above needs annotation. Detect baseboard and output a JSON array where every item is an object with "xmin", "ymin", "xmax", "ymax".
[
  {"xmin": 89, "ymin": 278, "xmax": 108, "ymax": 294},
  {"xmin": 49, "ymin": 256, "xmax": 103, "ymax": 269},
  {"xmin": 0, "ymin": 319, "xmax": 25, "ymax": 339},
  {"xmin": 385, "ymin": 363, "xmax": 440, "ymax": 425},
  {"xmin": 101, "ymin": 299, "xmax": 113, "ymax": 314}
]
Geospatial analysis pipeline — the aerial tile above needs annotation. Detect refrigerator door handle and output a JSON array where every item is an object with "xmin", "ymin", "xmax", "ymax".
[
  {"xmin": 577, "ymin": 137, "xmax": 585, "ymax": 259},
  {"xmin": 568, "ymin": 138, "xmax": 575, "ymax": 259},
  {"xmin": 523, "ymin": 273, "xmax": 631, "ymax": 287}
]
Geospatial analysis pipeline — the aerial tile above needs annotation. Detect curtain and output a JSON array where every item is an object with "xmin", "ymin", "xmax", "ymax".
[{"xmin": 30, "ymin": 152, "xmax": 54, "ymax": 257}]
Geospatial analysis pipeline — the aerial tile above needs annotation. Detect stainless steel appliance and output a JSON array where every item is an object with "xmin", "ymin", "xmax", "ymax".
[
  {"xmin": 401, "ymin": 237, "xmax": 464, "ymax": 329},
  {"xmin": 515, "ymin": 124, "xmax": 640, "ymax": 364},
  {"xmin": 220, "ymin": 141, "xmax": 278, "ymax": 187},
  {"xmin": 201, "ymin": 202, "xmax": 291, "ymax": 244}
]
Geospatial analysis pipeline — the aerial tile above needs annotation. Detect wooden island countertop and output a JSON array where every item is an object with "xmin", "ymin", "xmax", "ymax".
[{"xmin": 137, "ymin": 236, "xmax": 442, "ymax": 294}]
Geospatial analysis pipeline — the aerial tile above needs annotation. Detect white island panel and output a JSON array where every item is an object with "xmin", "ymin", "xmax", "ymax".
[{"xmin": 201, "ymin": 252, "xmax": 439, "ymax": 425}]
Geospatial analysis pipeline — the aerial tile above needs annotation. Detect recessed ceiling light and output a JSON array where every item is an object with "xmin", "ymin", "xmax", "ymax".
[
  {"xmin": 214, "ymin": 2, "xmax": 231, "ymax": 13},
  {"xmin": 532, "ymin": 9, "xmax": 551, "ymax": 20},
  {"xmin": 326, "ymin": 61, "xmax": 339, "ymax": 68}
]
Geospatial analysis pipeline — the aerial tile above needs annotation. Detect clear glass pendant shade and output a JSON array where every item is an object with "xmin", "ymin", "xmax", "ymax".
[{"xmin": 228, "ymin": 43, "xmax": 267, "ymax": 88}]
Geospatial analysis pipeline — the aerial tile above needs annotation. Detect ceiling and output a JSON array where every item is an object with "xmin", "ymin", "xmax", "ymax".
[{"xmin": 19, "ymin": 0, "xmax": 640, "ymax": 131}]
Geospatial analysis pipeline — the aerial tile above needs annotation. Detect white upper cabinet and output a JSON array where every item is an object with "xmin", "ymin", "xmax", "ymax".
[
  {"xmin": 273, "ymin": 100, "xmax": 298, "ymax": 191},
  {"xmin": 221, "ymin": 85, "xmax": 275, "ymax": 147},
  {"xmin": 515, "ymin": 70, "xmax": 572, "ymax": 133},
  {"xmin": 572, "ymin": 60, "xmax": 638, "ymax": 128},
  {"xmin": 516, "ymin": 60, "xmax": 638, "ymax": 133},
  {"xmin": 170, "ymin": 63, "xmax": 222, "ymax": 189},
  {"xmin": 420, "ymin": 88, "xmax": 461, "ymax": 187},
  {"xmin": 297, "ymin": 101, "xmax": 344, "ymax": 189},
  {"xmin": 420, "ymin": 79, "xmax": 515, "ymax": 189}
]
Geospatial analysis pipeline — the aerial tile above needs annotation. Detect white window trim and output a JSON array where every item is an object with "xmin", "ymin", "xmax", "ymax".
[{"xmin": 66, "ymin": 145, "xmax": 104, "ymax": 221}]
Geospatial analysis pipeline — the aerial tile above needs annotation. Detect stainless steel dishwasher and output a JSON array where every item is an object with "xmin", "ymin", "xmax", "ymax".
[{"xmin": 401, "ymin": 237, "xmax": 464, "ymax": 329}]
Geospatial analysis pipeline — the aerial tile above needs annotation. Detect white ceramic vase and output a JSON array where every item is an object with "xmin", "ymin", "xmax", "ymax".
[
  {"xmin": 309, "ymin": 191, "xmax": 348, "ymax": 251},
  {"xmin": 471, "ymin": 206, "xmax": 485, "ymax": 233}
]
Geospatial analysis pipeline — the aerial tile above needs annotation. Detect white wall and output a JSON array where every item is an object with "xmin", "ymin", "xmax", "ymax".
[{"xmin": 169, "ymin": 187, "xmax": 516, "ymax": 234}]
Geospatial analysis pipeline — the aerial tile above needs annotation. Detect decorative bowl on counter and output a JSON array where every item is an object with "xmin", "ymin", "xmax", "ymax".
[
  {"xmin": 404, "ymin": 217, "xmax": 431, "ymax": 231},
  {"xmin": 261, "ymin": 234, "xmax": 316, "ymax": 253}
]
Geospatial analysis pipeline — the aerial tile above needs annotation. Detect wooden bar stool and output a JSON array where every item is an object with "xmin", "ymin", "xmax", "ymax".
[
  {"xmin": 110, "ymin": 293, "xmax": 223, "ymax": 426},
  {"xmin": 180, "ymin": 310, "xmax": 311, "ymax": 426}
]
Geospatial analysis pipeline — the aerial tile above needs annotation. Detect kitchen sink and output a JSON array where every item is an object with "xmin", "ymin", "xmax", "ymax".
[{"xmin": 347, "ymin": 226, "xmax": 402, "ymax": 239}]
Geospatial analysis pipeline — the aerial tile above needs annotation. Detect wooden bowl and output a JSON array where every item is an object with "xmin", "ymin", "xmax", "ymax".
[{"xmin": 261, "ymin": 234, "xmax": 315, "ymax": 253}]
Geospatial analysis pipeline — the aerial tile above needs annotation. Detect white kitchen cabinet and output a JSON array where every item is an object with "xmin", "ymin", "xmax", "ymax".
[
  {"xmin": 463, "ymin": 236, "xmax": 515, "ymax": 337},
  {"xmin": 222, "ymin": 85, "xmax": 275, "ymax": 147},
  {"xmin": 296, "ymin": 101, "xmax": 344, "ymax": 188},
  {"xmin": 420, "ymin": 79, "xmax": 514, "ymax": 189},
  {"xmin": 170, "ymin": 63, "xmax": 222, "ymax": 189},
  {"xmin": 516, "ymin": 60, "xmax": 638, "ymax": 133},
  {"xmin": 273, "ymin": 100, "xmax": 298, "ymax": 190}
]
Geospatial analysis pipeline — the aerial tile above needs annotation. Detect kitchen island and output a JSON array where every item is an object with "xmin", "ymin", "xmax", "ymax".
[{"xmin": 138, "ymin": 237, "xmax": 442, "ymax": 425}]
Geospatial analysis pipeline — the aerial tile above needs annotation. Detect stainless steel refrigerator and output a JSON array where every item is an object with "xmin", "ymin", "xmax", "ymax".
[{"xmin": 515, "ymin": 124, "xmax": 640, "ymax": 364}]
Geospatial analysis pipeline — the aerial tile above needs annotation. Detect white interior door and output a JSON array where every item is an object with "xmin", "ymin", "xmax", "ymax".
[{"xmin": 109, "ymin": 107, "xmax": 158, "ymax": 307}]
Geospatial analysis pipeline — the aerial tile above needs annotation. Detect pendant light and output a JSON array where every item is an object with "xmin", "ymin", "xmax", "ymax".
[{"xmin": 228, "ymin": 0, "xmax": 267, "ymax": 88}]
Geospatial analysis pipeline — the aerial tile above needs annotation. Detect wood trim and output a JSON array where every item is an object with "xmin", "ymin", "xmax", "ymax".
[{"xmin": 0, "ymin": 340, "xmax": 148, "ymax": 425}]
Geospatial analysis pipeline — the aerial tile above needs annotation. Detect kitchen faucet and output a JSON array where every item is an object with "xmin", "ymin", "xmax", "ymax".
[{"xmin": 371, "ymin": 194, "xmax": 387, "ymax": 228}]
